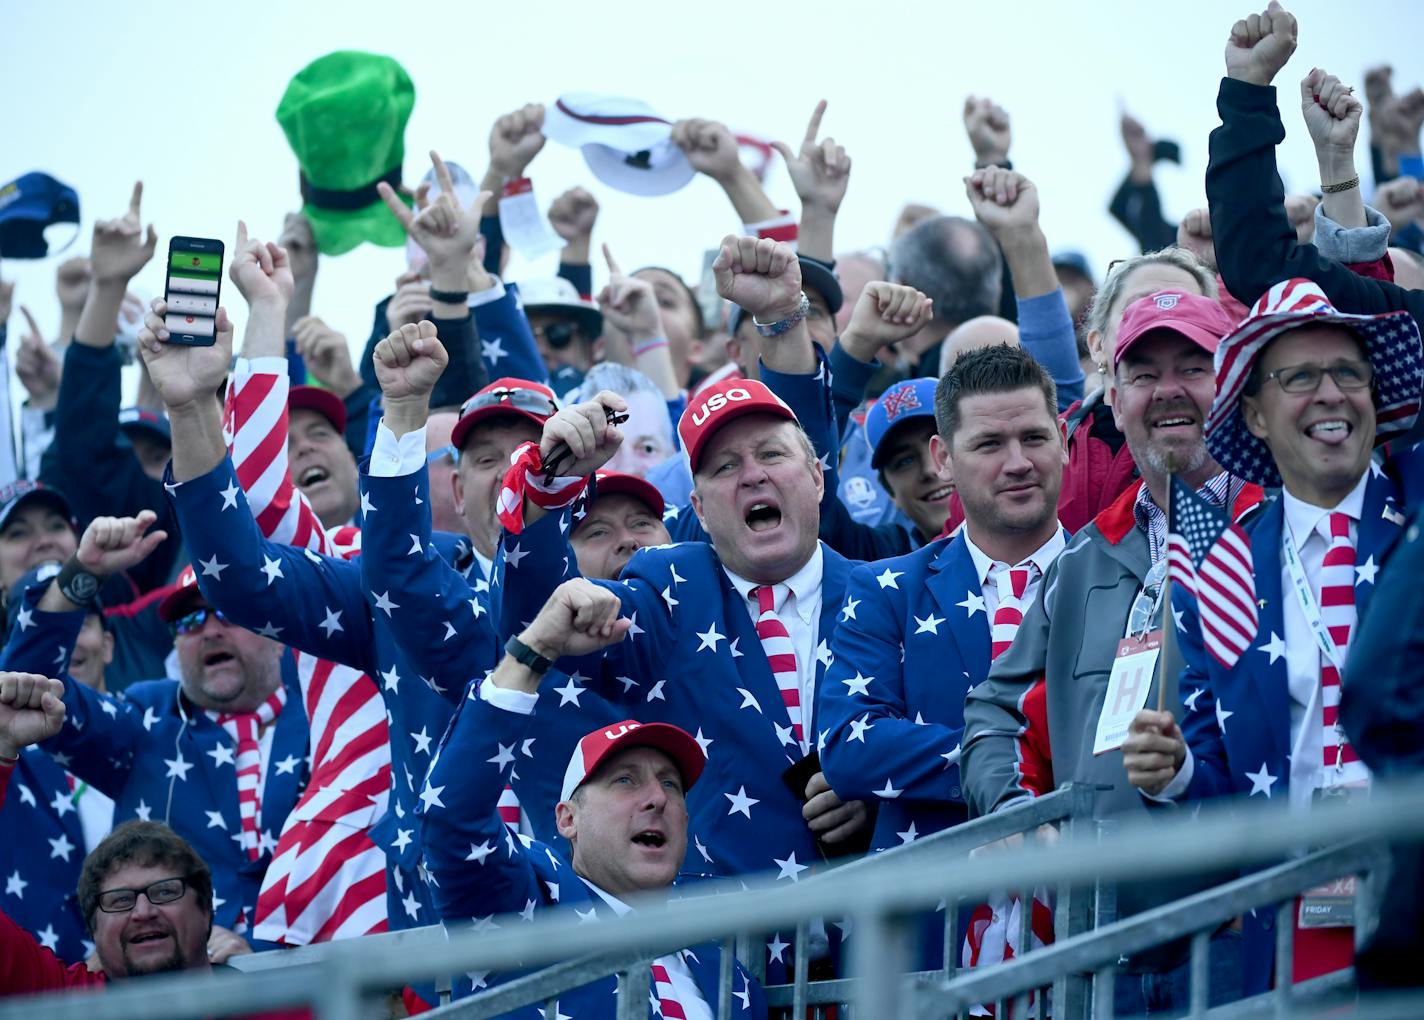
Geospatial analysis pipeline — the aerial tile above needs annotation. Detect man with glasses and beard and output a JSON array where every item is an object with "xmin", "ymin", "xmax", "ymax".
[{"xmin": 962, "ymin": 289, "xmax": 1265, "ymax": 1014}]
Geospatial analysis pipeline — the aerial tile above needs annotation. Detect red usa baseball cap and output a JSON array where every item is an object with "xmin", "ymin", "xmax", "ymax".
[
  {"xmin": 1113, "ymin": 290, "xmax": 1237, "ymax": 370},
  {"xmin": 560, "ymin": 719, "xmax": 705, "ymax": 802},
  {"xmin": 451, "ymin": 377, "xmax": 558, "ymax": 451},
  {"xmin": 677, "ymin": 378, "xmax": 798, "ymax": 473},
  {"xmin": 158, "ymin": 565, "xmax": 208, "ymax": 623},
  {"xmin": 586, "ymin": 471, "xmax": 665, "ymax": 521},
  {"xmin": 289, "ymin": 385, "xmax": 348, "ymax": 433}
]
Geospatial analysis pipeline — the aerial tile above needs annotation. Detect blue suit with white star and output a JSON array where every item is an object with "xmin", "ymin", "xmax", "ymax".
[
  {"xmin": 1173, "ymin": 466, "xmax": 1408, "ymax": 992},
  {"xmin": 820, "ymin": 534, "xmax": 989, "ymax": 850},
  {"xmin": 0, "ymin": 596, "xmax": 309, "ymax": 940},
  {"xmin": 497, "ymin": 512, "xmax": 854, "ymax": 882},
  {"xmin": 356, "ymin": 460, "xmax": 621, "ymax": 847},
  {"xmin": 0, "ymin": 750, "xmax": 89, "ymax": 962},
  {"xmin": 164, "ymin": 456, "xmax": 496, "ymax": 929},
  {"xmin": 418, "ymin": 691, "xmax": 768, "ymax": 1016}
]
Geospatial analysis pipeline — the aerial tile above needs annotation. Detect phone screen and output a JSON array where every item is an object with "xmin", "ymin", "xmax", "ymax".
[{"xmin": 163, "ymin": 237, "xmax": 224, "ymax": 345}]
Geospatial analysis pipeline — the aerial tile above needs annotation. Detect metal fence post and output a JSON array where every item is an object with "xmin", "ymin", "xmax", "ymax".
[
  {"xmin": 851, "ymin": 907, "xmax": 913, "ymax": 1018},
  {"xmin": 617, "ymin": 962, "xmax": 651, "ymax": 1020}
]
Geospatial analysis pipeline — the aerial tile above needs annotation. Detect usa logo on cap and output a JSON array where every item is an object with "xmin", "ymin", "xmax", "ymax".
[{"xmin": 560, "ymin": 719, "xmax": 706, "ymax": 802}]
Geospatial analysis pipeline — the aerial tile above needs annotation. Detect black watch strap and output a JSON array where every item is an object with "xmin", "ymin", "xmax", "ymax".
[
  {"xmin": 429, "ymin": 287, "xmax": 470, "ymax": 304},
  {"xmin": 505, "ymin": 635, "xmax": 554, "ymax": 675},
  {"xmin": 56, "ymin": 558, "xmax": 100, "ymax": 608}
]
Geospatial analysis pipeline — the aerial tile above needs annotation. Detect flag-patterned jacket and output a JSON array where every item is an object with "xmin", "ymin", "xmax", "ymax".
[
  {"xmin": 494, "ymin": 511, "xmax": 855, "ymax": 882},
  {"xmin": 1171, "ymin": 465, "xmax": 1407, "ymax": 994},
  {"xmin": 357, "ymin": 462, "xmax": 617, "ymax": 847},
  {"xmin": 417, "ymin": 690, "xmax": 768, "ymax": 1017},
  {"xmin": 164, "ymin": 455, "xmax": 494, "ymax": 928},
  {"xmin": 0, "ymin": 750, "xmax": 89, "ymax": 962},
  {"xmin": 819, "ymin": 534, "xmax": 991, "ymax": 850},
  {"xmin": 1, "ymin": 596, "xmax": 309, "ymax": 937}
]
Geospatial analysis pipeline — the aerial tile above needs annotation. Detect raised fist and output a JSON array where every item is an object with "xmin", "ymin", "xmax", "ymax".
[
  {"xmin": 1120, "ymin": 112, "xmax": 1155, "ymax": 168},
  {"xmin": 671, "ymin": 118, "xmax": 743, "ymax": 183},
  {"xmin": 520, "ymin": 578, "xmax": 632, "ymax": 662},
  {"xmin": 841, "ymin": 283, "xmax": 934, "ymax": 360},
  {"xmin": 1301, "ymin": 69, "xmax": 1362, "ymax": 156},
  {"xmin": 228, "ymin": 220, "xmax": 293, "ymax": 310},
  {"xmin": 548, "ymin": 187, "xmax": 600, "ymax": 242},
  {"xmin": 54, "ymin": 257, "xmax": 93, "ymax": 312},
  {"xmin": 538, "ymin": 389, "xmax": 628, "ymax": 479},
  {"xmin": 1225, "ymin": 1, "xmax": 1297, "ymax": 88},
  {"xmin": 76, "ymin": 510, "xmax": 168, "ymax": 580},
  {"xmin": 772, "ymin": 100, "xmax": 851, "ymax": 213},
  {"xmin": 1374, "ymin": 176, "xmax": 1424, "ymax": 235},
  {"xmin": 963, "ymin": 96, "xmax": 1012, "ymax": 166},
  {"xmin": 0, "ymin": 673, "xmax": 67, "ymax": 759},
  {"xmin": 1176, "ymin": 208, "xmax": 1218, "ymax": 272},
  {"xmin": 489, "ymin": 103, "xmax": 547, "ymax": 181},
  {"xmin": 964, "ymin": 167, "xmax": 1041, "ymax": 238},
  {"xmin": 91, "ymin": 181, "xmax": 158, "ymax": 286},
  {"xmin": 292, "ymin": 316, "xmax": 360, "ymax": 398},
  {"xmin": 372, "ymin": 320, "xmax": 449, "ymax": 405},
  {"xmin": 138, "ymin": 297, "xmax": 234, "ymax": 410},
  {"xmin": 711, "ymin": 235, "xmax": 803, "ymax": 322}
]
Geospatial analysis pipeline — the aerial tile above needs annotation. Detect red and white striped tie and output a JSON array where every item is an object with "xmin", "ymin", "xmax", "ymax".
[
  {"xmin": 1317, "ymin": 512, "xmax": 1368, "ymax": 787},
  {"xmin": 651, "ymin": 960, "xmax": 688, "ymax": 1020},
  {"xmin": 217, "ymin": 688, "xmax": 288, "ymax": 861},
  {"xmin": 497, "ymin": 784, "xmax": 522, "ymax": 830},
  {"xmin": 988, "ymin": 562, "xmax": 1035, "ymax": 661},
  {"xmin": 751, "ymin": 585, "xmax": 805, "ymax": 751}
]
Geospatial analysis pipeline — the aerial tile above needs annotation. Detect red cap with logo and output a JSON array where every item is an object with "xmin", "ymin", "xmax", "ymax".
[
  {"xmin": 289, "ymin": 385, "xmax": 348, "ymax": 433},
  {"xmin": 586, "ymin": 471, "xmax": 665, "ymax": 522},
  {"xmin": 451, "ymin": 377, "xmax": 559, "ymax": 451},
  {"xmin": 560, "ymin": 719, "xmax": 706, "ymax": 802},
  {"xmin": 677, "ymin": 378, "xmax": 798, "ymax": 473},
  {"xmin": 1113, "ymin": 290, "xmax": 1237, "ymax": 369},
  {"xmin": 158, "ymin": 565, "xmax": 208, "ymax": 623}
]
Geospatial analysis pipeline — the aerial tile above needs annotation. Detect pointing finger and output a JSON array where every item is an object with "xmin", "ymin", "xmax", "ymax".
[
  {"xmin": 602, "ymin": 242, "xmax": 623, "ymax": 277},
  {"xmin": 128, "ymin": 180, "xmax": 143, "ymax": 219},
  {"xmin": 803, "ymin": 99, "xmax": 827, "ymax": 148},
  {"xmin": 431, "ymin": 150, "xmax": 456, "ymax": 200}
]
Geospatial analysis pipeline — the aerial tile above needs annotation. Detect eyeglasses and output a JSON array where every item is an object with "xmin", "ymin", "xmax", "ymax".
[
  {"xmin": 1127, "ymin": 559, "xmax": 1169, "ymax": 637},
  {"xmin": 460, "ymin": 386, "xmax": 557, "ymax": 420},
  {"xmin": 1260, "ymin": 360, "xmax": 1374, "ymax": 394},
  {"xmin": 532, "ymin": 321, "xmax": 581, "ymax": 350},
  {"xmin": 170, "ymin": 607, "xmax": 227, "ymax": 637},
  {"xmin": 97, "ymin": 876, "xmax": 189, "ymax": 913},
  {"xmin": 426, "ymin": 444, "xmax": 458, "ymax": 466}
]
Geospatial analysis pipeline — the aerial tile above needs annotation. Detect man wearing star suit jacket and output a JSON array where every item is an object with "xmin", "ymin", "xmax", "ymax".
[
  {"xmin": 417, "ymin": 579, "xmax": 768, "ymax": 1016},
  {"xmin": 371, "ymin": 237, "xmax": 871, "ymax": 886},
  {"xmin": 0, "ymin": 520, "xmax": 308, "ymax": 950},
  {"xmin": 1125, "ymin": 279, "xmax": 1424, "ymax": 994}
]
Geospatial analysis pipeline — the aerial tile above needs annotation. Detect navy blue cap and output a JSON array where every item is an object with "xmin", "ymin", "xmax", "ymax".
[
  {"xmin": 118, "ymin": 407, "xmax": 172, "ymax": 445},
  {"xmin": 1051, "ymin": 250, "xmax": 1094, "ymax": 283},
  {"xmin": 0, "ymin": 480, "xmax": 76, "ymax": 535},
  {"xmin": 729, "ymin": 255, "xmax": 844, "ymax": 338},
  {"xmin": 864, "ymin": 377, "xmax": 938, "ymax": 468},
  {"xmin": 0, "ymin": 172, "xmax": 80, "ymax": 259}
]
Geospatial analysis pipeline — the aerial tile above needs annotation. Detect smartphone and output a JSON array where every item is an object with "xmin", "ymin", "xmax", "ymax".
[{"xmin": 163, "ymin": 236, "xmax": 224, "ymax": 345}]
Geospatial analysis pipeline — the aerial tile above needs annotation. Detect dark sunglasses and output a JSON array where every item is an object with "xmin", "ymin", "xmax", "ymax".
[
  {"xmin": 533, "ymin": 321, "xmax": 581, "ymax": 349},
  {"xmin": 170, "ymin": 607, "xmax": 227, "ymax": 637}
]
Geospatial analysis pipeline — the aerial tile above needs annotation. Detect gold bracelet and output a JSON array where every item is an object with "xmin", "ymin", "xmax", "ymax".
[{"xmin": 1321, "ymin": 175, "xmax": 1360, "ymax": 194}]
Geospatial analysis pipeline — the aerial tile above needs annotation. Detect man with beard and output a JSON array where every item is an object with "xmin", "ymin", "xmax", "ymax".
[
  {"xmin": 1, "ymin": 521, "xmax": 307, "ymax": 950},
  {"xmin": 0, "ymin": 671, "xmax": 305, "ymax": 1016},
  {"xmin": 962, "ymin": 289, "xmax": 1265, "ymax": 1014}
]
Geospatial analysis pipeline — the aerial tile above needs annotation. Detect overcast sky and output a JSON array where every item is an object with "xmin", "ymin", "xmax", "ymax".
[{"xmin": 4, "ymin": 0, "xmax": 1422, "ymax": 404}]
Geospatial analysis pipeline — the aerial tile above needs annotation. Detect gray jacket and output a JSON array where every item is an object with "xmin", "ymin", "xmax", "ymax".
[{"xmin": 962, "ymin": 480, "xmax": 1261, "ymax": 970}]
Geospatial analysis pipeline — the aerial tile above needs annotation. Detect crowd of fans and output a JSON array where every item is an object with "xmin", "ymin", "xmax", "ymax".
[{"xmin": 2, "ymin": 2, "xmax": 1424, "ymax": 1016}]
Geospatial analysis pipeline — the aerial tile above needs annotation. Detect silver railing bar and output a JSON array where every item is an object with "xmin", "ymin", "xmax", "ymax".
[
  {"xmin": 907, "ymin": 842, "xmax": 1384, "ymax": 1016},
  {"xmin": 5, "ymin": 783, "xmax": 1422, "ymax": 1020}
]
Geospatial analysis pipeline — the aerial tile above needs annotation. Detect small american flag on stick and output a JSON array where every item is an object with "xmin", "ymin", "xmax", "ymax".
[{"xmin": 1165, "ymin": 475, "xmax": 1257, "ymax": 669}]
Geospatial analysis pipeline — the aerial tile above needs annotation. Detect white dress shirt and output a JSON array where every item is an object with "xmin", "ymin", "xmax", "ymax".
[
  {"xmin": 961, "ymin": 526, "xmax": 1068, "ymax": 620},
  {"xmin": 724, "ymin": 545, "xmax": 825, "ymax": 740}
]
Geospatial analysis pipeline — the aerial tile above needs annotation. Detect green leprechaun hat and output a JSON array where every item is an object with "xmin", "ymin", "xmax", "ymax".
[{"xmin": 276, "ymin": 51, "xmax": 415, "ymax": 256}]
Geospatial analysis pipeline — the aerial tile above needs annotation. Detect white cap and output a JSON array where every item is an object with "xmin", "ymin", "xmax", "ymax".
[{"xmin": 544, "ymin": 93, "xmax": 695, "ymax": 197}]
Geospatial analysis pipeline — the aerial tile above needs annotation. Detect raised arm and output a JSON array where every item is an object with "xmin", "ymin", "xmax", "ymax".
[
  {"xmin": 597, "ymin": 244, "xmax": 680, "ymax": 398},
  {"xmin": 673, "ymin": 118, "xmax": 783, "ymax": 230},
  {"xmin": 771, "ymin": 100, "xmax": 851, "ymax": 260}
]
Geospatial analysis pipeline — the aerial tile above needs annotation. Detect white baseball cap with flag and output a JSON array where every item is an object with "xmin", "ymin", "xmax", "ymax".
[{"xmin": 544, "ymin": 93, "xmax": 696, "ymax": 197}]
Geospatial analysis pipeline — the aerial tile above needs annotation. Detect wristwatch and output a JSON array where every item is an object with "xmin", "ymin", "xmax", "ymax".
[
  {"xmin": 56, "ymin": 558, "xmax": 100, "ymax": 608},
  {"xmin": 753, "ymin": 293, "xmax": 811, "ymax": 338},
  {"xmin": 505, "ymin": 635, "xmax": 554, "ymax": 675},
  {"xmin": 429, "ymin": 287, "xmax": 470, "ymax": 304}
]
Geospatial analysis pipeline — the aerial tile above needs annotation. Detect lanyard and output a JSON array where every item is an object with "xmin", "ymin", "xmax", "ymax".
[{"xmin": 1281, "ymin": 521, "xmax": 1346, "ymax": 671}]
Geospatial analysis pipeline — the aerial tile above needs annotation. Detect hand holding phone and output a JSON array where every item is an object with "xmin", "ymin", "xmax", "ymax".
[{"xmin": 163, "ymin": 236, "xmax": 224, "ymax": 346}]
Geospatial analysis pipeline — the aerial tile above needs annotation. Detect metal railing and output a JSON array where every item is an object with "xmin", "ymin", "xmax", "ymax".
[{"xmin": 5, "ymin": 781, "xmax": 1424, "ymax": 1020}]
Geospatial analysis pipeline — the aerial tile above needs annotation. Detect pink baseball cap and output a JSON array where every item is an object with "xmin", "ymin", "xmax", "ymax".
[
  {"xmin": 677, "ymin": 378, "xmax": 798, "ymax": 473},
  {"xmin": 560, "ymin": 719, "xmax": 705, "ymax": 802},
  {"xmin": 1113, "ymin": 290, "xmax": 1237, "ymax": 369}
]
